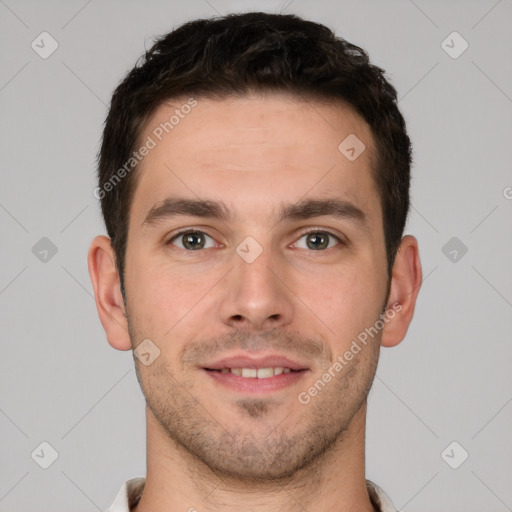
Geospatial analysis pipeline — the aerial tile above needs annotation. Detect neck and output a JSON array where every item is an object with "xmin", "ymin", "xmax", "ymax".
[{"xmin": 133, "ymin": 404, "xmax": 377, "ymax": 512}]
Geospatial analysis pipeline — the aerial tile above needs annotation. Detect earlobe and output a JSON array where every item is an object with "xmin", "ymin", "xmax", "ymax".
[
  {"xmin": 381, "ymin": 235, "xmax": 423, "ymax": 348},
  {"xmin": 87, "ymin": 235, "xmax": 132, "ymax": 351}
]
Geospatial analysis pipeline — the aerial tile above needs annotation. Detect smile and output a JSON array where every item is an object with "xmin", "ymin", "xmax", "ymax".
[{"xmin": 208, "ymin": 367, "xmax": 296, "ymax": 378}]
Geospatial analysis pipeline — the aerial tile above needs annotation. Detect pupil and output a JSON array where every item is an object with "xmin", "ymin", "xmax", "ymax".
[
  {"xmin": 184, "ymin": 232, "xmax": 203, "ymax": 250},
  {"xmin": 307, "ymin": 233, "xmax": 327, "ymax": 250}
]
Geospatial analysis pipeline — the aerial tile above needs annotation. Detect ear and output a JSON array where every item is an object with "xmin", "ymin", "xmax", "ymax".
[
  {"xmin": 381, "ymin": 235, "xmax": 422, "ymax": 348},
  {"xmin": 87, "ymin": 235, "xmax": 132, "ymax": 351}
]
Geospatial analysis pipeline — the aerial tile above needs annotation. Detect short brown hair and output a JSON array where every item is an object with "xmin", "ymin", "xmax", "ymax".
[{"xmin": 97, "ymin": 11, "xmax": 412, "ymax": 301}]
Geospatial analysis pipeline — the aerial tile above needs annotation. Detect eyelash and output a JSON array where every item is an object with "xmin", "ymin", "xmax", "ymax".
[{"xmin": 166, "ymin": 228, "xmax": 343, "ymax": 250}]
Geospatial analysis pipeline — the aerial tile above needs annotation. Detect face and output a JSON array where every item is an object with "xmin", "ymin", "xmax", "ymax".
[{"xmin": 123, "ymin": 92, "xmax": 390, "ymax": 480}]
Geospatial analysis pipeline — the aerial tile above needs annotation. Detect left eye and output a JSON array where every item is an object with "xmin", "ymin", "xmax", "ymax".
[{"xmin": 293, "ymin": 231, "xmax": 340, "ymax": 250}]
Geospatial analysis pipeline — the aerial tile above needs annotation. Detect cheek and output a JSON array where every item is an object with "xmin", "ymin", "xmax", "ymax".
[
  {"xmin": 127, "ymin": 255, "xmax": 220, "ymax": 342},
  {"xmin": 125, "ymin": 258, "xmax": 174, "ymax": 331},
  {"xmin": 300, "ymin": 264, "xmax": 383, "ymax": 346},
  {"xmin": 130, "ymin": 253, "xmax": 197, "ymax": 304}
]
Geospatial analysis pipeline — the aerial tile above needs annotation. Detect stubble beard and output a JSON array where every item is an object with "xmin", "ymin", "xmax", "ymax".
[{"xmin": 129, "ymin": 319, "xmax": 381, "ymax": 483}]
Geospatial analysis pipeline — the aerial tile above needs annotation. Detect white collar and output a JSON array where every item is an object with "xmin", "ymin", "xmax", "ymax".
[{"xmin": 106, "ymin": 476, "xmax": 397, "ymax": 511}]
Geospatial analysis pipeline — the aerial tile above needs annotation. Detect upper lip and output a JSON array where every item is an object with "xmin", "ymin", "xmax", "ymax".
[{"xmin": 203, "ymin": 354, "xmax": 309, "ymax": 371}]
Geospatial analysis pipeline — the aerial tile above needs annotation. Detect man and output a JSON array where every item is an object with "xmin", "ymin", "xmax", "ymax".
[{"xmin": 88, "ymin": 11, "xmax": 422, "ymax": 512}]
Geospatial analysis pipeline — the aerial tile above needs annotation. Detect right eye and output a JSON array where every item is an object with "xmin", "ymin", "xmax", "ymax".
[{"xmin": 167, "ymin": 230, "xmax": 217, "ymax": 251}]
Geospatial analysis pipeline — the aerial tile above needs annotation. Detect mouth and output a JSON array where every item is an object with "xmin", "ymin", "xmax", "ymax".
[
  {"xmin": 202, "ymin": 354, "xmax": 309, "ymax": 393},
  {"xmin": 205, "ymin": 366, "xmax": 299, "ymax": 378}
]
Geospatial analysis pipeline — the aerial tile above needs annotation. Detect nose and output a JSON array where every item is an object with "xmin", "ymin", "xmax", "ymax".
[{"xmin": 218, "ymin": 242, "xmax": 294, "ymax": 331}]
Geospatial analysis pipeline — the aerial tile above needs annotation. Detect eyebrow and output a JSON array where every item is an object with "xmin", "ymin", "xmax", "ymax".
[{"xmin": 141, "ymin": 197, "xmax": 369, "ymax": 231}]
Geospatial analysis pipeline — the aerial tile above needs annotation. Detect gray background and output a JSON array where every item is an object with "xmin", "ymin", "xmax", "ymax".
[{"xmin": 1, "ymin": 0, "xmax": 511, "ymax": 510}]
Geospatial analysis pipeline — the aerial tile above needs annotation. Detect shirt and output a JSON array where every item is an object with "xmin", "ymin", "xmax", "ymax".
[{"xmin": 105, "ymin": 476, "xmax": 398, "ymax": 511}]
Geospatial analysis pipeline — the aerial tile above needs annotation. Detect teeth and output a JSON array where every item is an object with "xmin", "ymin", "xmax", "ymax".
[
  {"xmin": 257, "ymin": 367, "xmax": 274, "ymax": 378},
  {"xmin": 220, "ymin": 367, "xmax": 293, "ymax": 378}
]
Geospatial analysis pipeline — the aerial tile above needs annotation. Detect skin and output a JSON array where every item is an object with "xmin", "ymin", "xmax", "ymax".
[{"xmin": 88, "ymin": 92, "xmax": 422, "ymax": 512}]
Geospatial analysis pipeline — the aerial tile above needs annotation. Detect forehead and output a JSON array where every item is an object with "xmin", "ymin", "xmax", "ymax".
[{"xmin": 131, "ymin": 92, "xmax": 380, "ymax": 227}]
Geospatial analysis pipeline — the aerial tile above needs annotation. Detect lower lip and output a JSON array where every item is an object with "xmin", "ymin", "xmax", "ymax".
[{"xmin": 204, "ymin": 369, "xmax": 308, "ymax": 394}]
